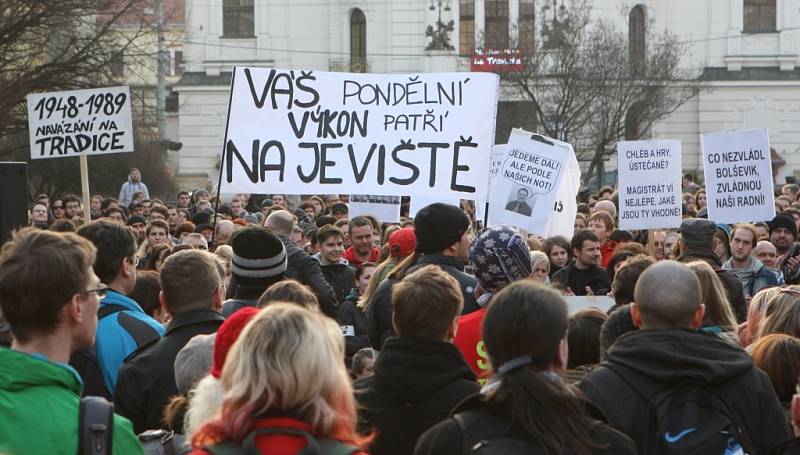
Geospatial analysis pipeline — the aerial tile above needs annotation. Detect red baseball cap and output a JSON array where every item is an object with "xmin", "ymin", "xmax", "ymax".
[{"xmin": 389, "ymin": 227, "xmax": 416, "ymax": 258}]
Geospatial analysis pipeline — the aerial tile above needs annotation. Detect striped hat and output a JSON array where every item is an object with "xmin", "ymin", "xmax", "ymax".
[{"xmin": 230, "ymin": 226, "xmax": 288, "ymax": 287}]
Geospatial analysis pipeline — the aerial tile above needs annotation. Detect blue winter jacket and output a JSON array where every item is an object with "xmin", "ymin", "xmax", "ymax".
[{"xmin": 96, "ymin": 290, "xmax": 164, "ymax": 396}]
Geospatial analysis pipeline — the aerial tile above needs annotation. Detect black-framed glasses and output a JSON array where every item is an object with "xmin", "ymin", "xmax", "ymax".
[{"xmin": 85, "ymin": 284, "xmax": 110, "ymax": 300}]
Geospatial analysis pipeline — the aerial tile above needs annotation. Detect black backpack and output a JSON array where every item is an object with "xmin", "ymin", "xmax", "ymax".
[
  {"xmin": 606, "ymin": 364, "xmax": 753, "ymax": 455},
  {"xmin": 204, "ymin": 427, "xmax": 360, "ymax": 455},
  {"xmin": 79, "ymin": 396, "xmax": 114, "ymax": 455},
  {"xmin": 452, "ymin": 409, "xmax": 551, "ymax": 455}
]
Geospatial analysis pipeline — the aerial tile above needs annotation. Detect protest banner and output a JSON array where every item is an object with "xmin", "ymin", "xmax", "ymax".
[
  {"xmin": 701, "ymin": 129, "xmax": 775, "ymax": 224},
  {"xmin": 409, "ymin": 195, "xmax": 460, "ymax": 218},
  {"xmin": 617, "ymin": 140, "xmax": 682, "ymax": 230},
  {"xmin": 348, "ymin": 195, "xmax": 402, "ymax": 223},
  {"xmin": 220, "ymin": 68, "xmax": 499, "ymax": 200},
  {"xmin": 487, "ymin": 130, "xmax": 570, "ymax": 235},
  {"xmin": 27, "ymin": 86, "xmax": 134, "ymax": 220},
  {"xmin": 542, "ymin": 138, "xmax": 580, "ymax": 238},
  {"xmin": 27, "ymin": 86, "xmax": 134, "ymax": 160}
]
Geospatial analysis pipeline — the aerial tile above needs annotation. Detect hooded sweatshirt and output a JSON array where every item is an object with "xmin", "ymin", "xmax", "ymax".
[
  {"xmin": 313, "ymin": 253, "xmax": 356, "ymax": 305},
  {"xmin": 354, "ymin": 336, "xmax": 479, "ymax": 455},
  {"xmin": 580, "ymin": 329, "xmax": 791, "ymax": 455},
  {"xmin": 722, "ymin": 256, "xmax": 780, "ymax": 297},
  {"xmin": 118, "ymin": 171, "xmax": 150, "ymax": 207}
]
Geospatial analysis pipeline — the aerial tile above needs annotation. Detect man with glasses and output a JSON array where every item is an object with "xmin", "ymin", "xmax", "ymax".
[
  {"xmin": 75, "ymin": 220, "xmax": 164, "ymax": 398},
  {"xmin": 0, "ymin": 228, "xmax": 144, "ymax": 454}
]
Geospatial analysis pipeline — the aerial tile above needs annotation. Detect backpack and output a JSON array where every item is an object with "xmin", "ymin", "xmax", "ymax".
[
  {"xmin": 70, "ymin": 303, "xmax": 157, "ymax": 398},
  {"xmin": 452, "ymin": 409, "xmax": 550, "ymax": 455},
  {"xmin": 204, "ymin": 427, "xmax": 360, "ymax": 455},
  {"xmin": 79, "ymin": 396, "xmax": 114, "ymax": 455},
  {"xmin": 606, "ymin": 364, "xmax": 753, "ymax": 455},
  {"xmin": 139, "ymin": 429, "xmax": 187, "ymax": 455}
]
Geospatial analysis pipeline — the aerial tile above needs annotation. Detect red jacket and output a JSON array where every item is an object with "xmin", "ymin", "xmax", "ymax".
[
  {"xmin": 342, "ymin": 247, "xmax": 380, "ymax": 267},
  {"xmin": 191, "ymin": 417, "xmax": 366, "ymax": 455},
  {"xmin": 600, "ymin": 240, "xmax": 618, "ymax": 268},
  {"xmin": 453, "ymin": 308, "xmax": 490, "ymax": 384}
]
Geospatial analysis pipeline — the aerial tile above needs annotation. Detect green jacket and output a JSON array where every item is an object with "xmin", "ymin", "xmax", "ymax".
[{"xmin": 0, "ymin": 347, "xmax": 144, "ymax": 455}]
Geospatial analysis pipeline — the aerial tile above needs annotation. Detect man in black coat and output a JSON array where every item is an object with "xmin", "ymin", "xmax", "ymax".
[
  {"xmin": 368, "ymin": 203, "xmax": 478, "ymax": 349},
  {"xmin": 580, "ymin": 261, "xmax": 791, "ymax": 455},
  {"xmin": 115, "ymin": 249, "xmax": 226, "ymax": 434},
  {"xmin": 266, "ymin": 210, "xmax": 338, "ymax": 317},
  {"xmin": 356, "ymin": 265, "xmax": 480, "ymax": 455},
  {"xmin": 220, "ymin": 227, "xmax": 288, "ymax": 317},
  {"xmin": 675, "ymin": 218, "xmax": 746, "ymax": 322},
  {"xmin": 551, "ymin": 229, "xmax": 610, "ymax": 296}
]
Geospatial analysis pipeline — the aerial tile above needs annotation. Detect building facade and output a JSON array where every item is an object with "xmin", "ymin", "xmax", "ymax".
[{"xmin": 174, "ymin": 0, "xmax": 800, "ymax": 189}]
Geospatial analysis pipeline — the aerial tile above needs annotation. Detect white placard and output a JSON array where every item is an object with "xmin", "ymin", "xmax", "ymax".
[
  {"xmin": 27, "ymin": 86, "xmax": 134, "ymax": 160},
  {"xmin": 348, "ymin": 195, "xmax": 401, "ymax": 223},
  {"xmin": 408, "ymin": 195, "xmax": 461, "ymax": 218},
  {"xmin": 488, "ymin": 130, "xmax": 570, "ymax": 235},
  {"xmin": 221, "ymin": 68, "xmax": 499, "ymax": 199},
  {"xmin": 701, "ymin": 129, "xmax": 775, "ymax": 224},
  {"xmin": 565, "ymin": 296, "xmax": 615, "ymax": 314},
  {"xmin": 543, "ymin": 138, "xmax": 581, "ymax": 239},
  {"xmin": 617, "ymin": 140, "xmax": 682, "ymax": 230}
]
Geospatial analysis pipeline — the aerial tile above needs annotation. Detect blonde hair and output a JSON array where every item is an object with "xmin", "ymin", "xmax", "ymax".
[
  {"xmin": 686, "ymin": 261, "xmax": 736, "ymax": 331},
  {"xmin": 530, "ymin": 251, "xmax": 550, "ymax": 274},
  {"xmin": 357, "ymin": 258, "xmax": 394, "ymax": 311},
  {"xmin": 191, "ymin": 304, "xmax": 365, "ymax": 448},
  {"xmin": 742, "ymin": 286, "xmax": 781, "ymax": 347},
  {"xmin": 758, "ymin": 286, "xmax": 800, "ymax": 339}
]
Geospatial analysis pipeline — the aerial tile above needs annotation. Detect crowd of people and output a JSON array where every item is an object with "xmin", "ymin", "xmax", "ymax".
[{"xmin": 4, "ymin": 167, "xmax": 800, "ymax": 454}]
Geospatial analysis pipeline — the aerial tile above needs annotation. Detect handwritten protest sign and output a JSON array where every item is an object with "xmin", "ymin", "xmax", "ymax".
[
  {"xmin": 617, "ymin": 140, "xmax": 682, "ymax": 230},
  {"xmin": 702, "ymin": 129, "xmax": 775, "ymax": 224},
  {"xmin": 348, "ymin": 195, "xmax": 401, "ymax": 223},
  {"xmin": 488, "ymin": 130, "xmax": 570, "ymax": 235},
  {"xmin": 27, "ymin": 86, "xmax": 133, "ymax": 160},
  {"xmin": 543, "ymin": 137, "xmax": 580, "ymax": 238},
  {"xmin": 220, "ymin": 68, "xmax": 499, "ymax": 199}
]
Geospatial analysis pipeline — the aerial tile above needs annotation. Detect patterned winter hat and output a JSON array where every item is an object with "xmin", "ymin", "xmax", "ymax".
[{"xmin": 469, "ymin": 225, "xmax": 532, "ymax": 294}]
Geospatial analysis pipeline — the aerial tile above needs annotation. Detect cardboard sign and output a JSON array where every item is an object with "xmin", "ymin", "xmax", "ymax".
[
  {"xmin": 348, "ymin": 195, "xmax": 401, "ymax": 223},
  {"xmin": 27, "ymin": 86, "xmax": 134, "ymax": 160},
  {"xmin": 488, "ymin": 130, "xmax": 570, "ymax": 235},
  {"xmin": 220, "ymin": 68, "xmax": 499, "ymax": 199},
  {"xmin": 617, "ymin": 140, "xmax": 682, "ymax": 230},
  {"xmin": 542, "ymin": 137, "xmax": 580, "ymax": 239},
  {"xmin": 702, "ymin": 129, "xmax": 775, "ymax": 224}
]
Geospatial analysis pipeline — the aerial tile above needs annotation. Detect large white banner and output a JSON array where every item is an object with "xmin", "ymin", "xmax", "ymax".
[
  {"xmin": 488, "ymin": 130, "xmax": 570, "ymax": 235},
  {"xmin": 542, "ymin": 137, "xmax": 580, "ymax": 239},
  {"xmin": 221, "ymin": 68, "xmax": 500, "ymax": 199},
  {"xmin": 27, "ymin": 86, "xmax": 134, "ymax": 160},
  {"xmin": 701, "ymin": 129, "xmax": 775, "ymax": 224},
  {"xmin": 617, "ymin": 140, "xmax": 682, "ymax": 230}
]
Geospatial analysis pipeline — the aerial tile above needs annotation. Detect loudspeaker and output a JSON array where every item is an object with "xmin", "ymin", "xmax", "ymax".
[{"xmin": 0, "ymin": 162, "xmax": 28, "ymax": 243}]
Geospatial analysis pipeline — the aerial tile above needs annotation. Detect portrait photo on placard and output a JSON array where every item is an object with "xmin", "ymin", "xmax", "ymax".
[{"xmin": 505, "ymin": 184, "xmax": 534, "ymax": 217}]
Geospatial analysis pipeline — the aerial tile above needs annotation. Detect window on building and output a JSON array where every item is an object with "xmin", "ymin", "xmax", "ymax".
[
  {"xmin": 460, "ymin": 0, "xmax": 475, "ymax": 55},
  {"xmin": 350, "ymin": 9, "xmax": 366, "ymax": 72},
  {"xmin": 743, "ymin": 0, "xmax": 776, "ymax": 33},
  {"xmin": 110, "ymin": 53, "xmax": 124, "ymax": 78},
  {"xmin": 629, "ymin": 5, "xmax": 646, "ymax": 75},
  {"xmin": 518, "ymin": 0, "xmax": 535, "ymax": 51},
  {"xmin": 485, "ymin": 0, "xmax": 509, "ymax": 49},
  {"xmin": 223, "ymin": 0, "xmax": 254, "ymax": 38},
  {"xmin": 173, "ymin": 50, "xmax": 184, "ymax": 76}
]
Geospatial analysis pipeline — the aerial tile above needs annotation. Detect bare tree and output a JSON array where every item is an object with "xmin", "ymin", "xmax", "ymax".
[{"xmin": 504, "ymin": 0, "xmax": 705, "ymax": 185}]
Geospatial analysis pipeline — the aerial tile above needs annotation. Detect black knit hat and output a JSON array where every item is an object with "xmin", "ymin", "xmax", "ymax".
[
  {"xmin": 414, "ymin": 203, "xmax": 471, "ymax": 255},
  {"xmin": 229, "ymin": 226, "xmax": 288, "ymax": 287},
  {"xmin": 770, "ymin": 214, "xmax": 798, "ymax": 239}
]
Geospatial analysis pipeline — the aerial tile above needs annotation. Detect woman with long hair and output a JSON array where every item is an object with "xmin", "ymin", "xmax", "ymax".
[
  {"xmin": 686, "ymin": 261, "xmax": 738, "ymax": 344},
  {"xmin": 415, "ymin": 281, "xmax": 634, "ymax": 455},
  {"xmin": 529, "ymin": 251, "xmax": 550, "ymax": 284},
  {"xmin": 191, "ymin": 304, "xmax": 369, "ymax": 454},
  {"xmin": 542, "ymin": 236, "xmax": 571, "ymax": 278}
]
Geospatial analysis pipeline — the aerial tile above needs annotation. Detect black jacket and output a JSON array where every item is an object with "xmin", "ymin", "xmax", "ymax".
[
  {"xmin": 317, "ymin": 256, "xmax": 356, "ymax": 306},
  {"xmin": 337, "ymin": 290, "xmax": 369, "ymax": 359},
  {"xmin": 355, "ymin": 336, "xmax": 480, "ymax": 455},
  {"xmin": 579, "ymin": 329, "xmax": 792, "ymax": 455},
  {"xmin": 414, "ymin": 393, "xmax": 636, "ymax": 455},
  {"xmin": 551, "ymin": 262, "xmax": 610, "ymax": 296},
  {"xmin": 279, "ymin": 235, "xmax": 338, "ymax": 317},
  {"xmin": 367, "ymin": 254, "xmax": 479, "ymax": 349},
  {"xmin": 677, "ymin": 248, "xmax": 747, "ymax": 322},
  {"xmin": 114, "ymin": 309, "xmax": 225, "ymax": 434}
]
